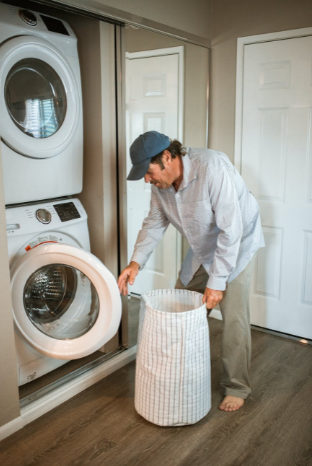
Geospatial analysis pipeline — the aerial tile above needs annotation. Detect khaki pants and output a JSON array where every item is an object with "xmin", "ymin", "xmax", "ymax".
[{"xmin": 175, "ymin": 259, "xmax": 253, "ymax": 399}]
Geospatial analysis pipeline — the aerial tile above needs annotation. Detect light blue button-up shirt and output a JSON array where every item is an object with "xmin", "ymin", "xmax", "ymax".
[{"xmin": 131, "ymin": 148, "xmax": 265, "ymax": 291}]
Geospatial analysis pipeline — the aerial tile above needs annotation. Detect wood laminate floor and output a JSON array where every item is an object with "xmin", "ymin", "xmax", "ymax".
[{"xmin": 1, "ymin": 318, "xmax": 312, "ymax": 466}]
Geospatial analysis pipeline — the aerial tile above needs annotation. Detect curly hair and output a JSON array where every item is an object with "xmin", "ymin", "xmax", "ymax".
[{"xmin": 151, "ymin": 139, "xmax": 186, "ymax": 169}]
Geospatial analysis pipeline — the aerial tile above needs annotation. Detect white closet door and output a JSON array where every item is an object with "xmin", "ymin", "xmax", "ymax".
[{"xmin": 241, "ymin": 36, "xmax": 312, "ymax": 339}]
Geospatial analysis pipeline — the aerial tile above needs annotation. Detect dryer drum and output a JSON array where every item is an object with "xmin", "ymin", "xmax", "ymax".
[{"xmin": 23, "ymin": 264, "xmax": 100, "ymax": 340}]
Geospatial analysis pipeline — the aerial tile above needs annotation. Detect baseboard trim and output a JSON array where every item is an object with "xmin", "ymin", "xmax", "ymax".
[
  {"xmin": 0, "ymin": 415, "xmax": 24, "ymax": 442},
  {"xmin": 0, "ymin": 346, "xmax": 137, "ymax": 441}
]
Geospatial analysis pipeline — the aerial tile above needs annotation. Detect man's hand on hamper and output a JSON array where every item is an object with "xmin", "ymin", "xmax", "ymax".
[
  {"xmin": 117, "ymin": 261, "xmax": 140, "ymax": 295},
  {"xmin": 202, "ymin": 288, "xmax": 223, "ymax": 309}
]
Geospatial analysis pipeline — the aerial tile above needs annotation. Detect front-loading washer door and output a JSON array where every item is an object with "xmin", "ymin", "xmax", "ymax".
[
  {"xmin": 10, "ymin": 243, "xmax": 121, "ymax": 359},
  {"xmin": 0, "ymin": 36, "xmax": 79, "ymax": 159}
]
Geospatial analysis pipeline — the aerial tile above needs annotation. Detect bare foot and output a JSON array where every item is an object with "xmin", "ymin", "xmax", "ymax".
[{"xmin": 219, "ymin": 395, "xmax": 244, "ymax": 412}]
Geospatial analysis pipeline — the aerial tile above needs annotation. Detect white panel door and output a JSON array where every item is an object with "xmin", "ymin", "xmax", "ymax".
[
  {"xmin": 126, "ymin": 50, "xmax": 183, "ymax": 295},
  {"xmin": 242, "ymin": 36, "xmax": 312, "ymax": 339}
]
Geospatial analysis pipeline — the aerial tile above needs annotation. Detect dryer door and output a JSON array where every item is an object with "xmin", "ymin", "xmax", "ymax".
[
  {"xmin": 0, "ymin": 36, "xmax": 80, "ymax": 158},
  {"xmin": 10, "ymin": 243, "xmax": 121, "ymax": 359}
]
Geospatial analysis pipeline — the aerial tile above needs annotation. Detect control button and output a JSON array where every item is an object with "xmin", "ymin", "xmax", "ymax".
[
  {"xmin": 36, "ymin": 209, "xmax": 52, "ymax": 224},
  {"xmin": 19, "ymin": 9, "xmax": 37, "ymax": 26}
]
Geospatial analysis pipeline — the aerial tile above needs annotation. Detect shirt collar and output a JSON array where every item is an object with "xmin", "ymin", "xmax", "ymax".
[{"xmin": 178, "ymin": 149, "xmax": 197, "ymax": 191}]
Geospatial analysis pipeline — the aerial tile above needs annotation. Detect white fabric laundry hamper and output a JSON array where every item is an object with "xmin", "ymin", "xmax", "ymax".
[{"xmin": 135, "ymin": 289, "xmax": 211, "ymax": 426}]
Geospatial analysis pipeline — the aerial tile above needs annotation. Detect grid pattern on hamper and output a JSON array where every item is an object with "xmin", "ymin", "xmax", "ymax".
[{"xmin": 135, "ymin": 289, "xmax": 211, "ymax": 426}]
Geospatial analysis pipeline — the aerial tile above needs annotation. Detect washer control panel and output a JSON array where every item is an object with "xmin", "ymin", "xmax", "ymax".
[{"xmin": 6, "ymin": 199, "xmax": 86, "ymax": 236}]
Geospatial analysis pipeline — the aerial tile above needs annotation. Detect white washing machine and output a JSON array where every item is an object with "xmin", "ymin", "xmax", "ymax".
[
  {"xmin": 0, "ymin": 3, "xmax": 83, "ymax": 205},
  {"xmin": 6, "ymin": 198, "xmax": 121, "ymax": 386}
]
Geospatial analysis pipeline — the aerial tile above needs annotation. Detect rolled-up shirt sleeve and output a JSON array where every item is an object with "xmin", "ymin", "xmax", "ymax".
[
  {"xmin": 130, "ymin": 187, "xmax": 170, "ymax": 269},
  {"xmin": 206, "ymin": 167, "xmax": 243, "ymax": 290}
]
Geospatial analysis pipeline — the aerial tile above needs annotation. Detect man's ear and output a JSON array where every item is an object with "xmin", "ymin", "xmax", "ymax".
[{"xmin": 162, "ymin": 150, "xmax": 172, "ymax": 164}]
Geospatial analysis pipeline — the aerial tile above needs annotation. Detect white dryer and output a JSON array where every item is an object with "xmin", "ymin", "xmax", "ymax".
[
  {"xmin": 0, "ymin": 3, "xmax": 83, "ymax": 205},
  {"xmin": 7, "ymin": 198, "xmax": 121, "ymax": 386}
]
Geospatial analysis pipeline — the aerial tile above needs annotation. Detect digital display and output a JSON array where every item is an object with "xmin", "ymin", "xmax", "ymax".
[
  {"xmin": 54, "ymin": 202, "xmax": 80, "ymax": 222},
  {"xmin": 40, "ymin": 15, "xmax": 69, "ymax": 36}
]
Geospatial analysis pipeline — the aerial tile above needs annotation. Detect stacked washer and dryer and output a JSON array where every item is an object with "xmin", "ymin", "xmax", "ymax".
[{"xmin": 0, "ymin": 3, "xmax": 121, "ymax": 385}]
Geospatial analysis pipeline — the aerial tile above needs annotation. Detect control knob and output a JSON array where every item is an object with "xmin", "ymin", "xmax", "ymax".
[
  {"xmin": 19, "ymin": 9, "xmax": 37, "ymax": 26},
  {"xmin": 36, "ymin": 209, "xmax": 52, "ymax": 224}
]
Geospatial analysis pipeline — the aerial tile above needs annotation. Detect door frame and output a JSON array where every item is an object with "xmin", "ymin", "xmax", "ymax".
[
  {"xmin": 234, "ymin": 27, "xmax": 312, "ymax": 173},
  {"xmin": 125, "ymin": 46, "xmax": 184, "ymax": 285}
]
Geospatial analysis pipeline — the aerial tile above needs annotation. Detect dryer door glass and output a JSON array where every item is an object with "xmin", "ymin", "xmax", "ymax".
[
  {"xmin": 5, "ymin": 58, "xmax": 67, "ymax": 138},
  {"xmin": 23, "ymin": 264, "xmax": 99, "ymax": 339}
]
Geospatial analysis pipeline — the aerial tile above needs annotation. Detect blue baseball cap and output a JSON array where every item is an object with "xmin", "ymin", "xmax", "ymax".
[{"xmin": 127, "ymin": 131, "xmax": 170, "ymax": 181}]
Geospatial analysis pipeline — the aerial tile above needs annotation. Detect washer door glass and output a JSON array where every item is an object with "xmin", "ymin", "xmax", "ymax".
[
  {"xmin": 23, "ymin": 264, "xmax": 99, "ymax": 340},
  {"xmin": 5, "ymin": 58, "xmax": 67, "ymax": 138}
]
